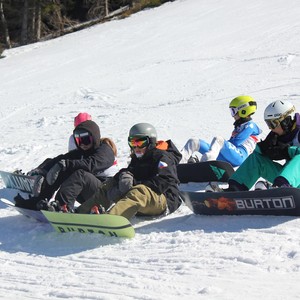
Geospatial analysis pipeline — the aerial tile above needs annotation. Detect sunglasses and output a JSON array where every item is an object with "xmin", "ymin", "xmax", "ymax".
[
  {"xmin": 74, "ymin": 132, "xmax": 93, "ymax": 146},
  {"xmin": 128, "ymin": 137, "xmax": 150, "ymax": 149}
]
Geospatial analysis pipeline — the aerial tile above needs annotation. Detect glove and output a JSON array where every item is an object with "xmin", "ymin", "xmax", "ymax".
[
  {"xmin": 46, "ymin": 160, "xmax": 67, "ymax": 185},
  {"xmin": 27, "ymin": 167, "xmax": 46, "ymax": 177},
  {"xmin": 267, "ymin": 142, "xmax": 290, "ymax": 160},
  {"xmin": 118, "ymin": 171, "xmax": 134, "ymax": 194},
  {"xmin": 258, "ymin": 133, "xmax": 290, "ymax": 160},
  {"xmin": 32, "ymin": 175, "xmax": 45, "ymax": 197},
  {"xmin": 257, "ymin": 132, "xmax": 278, "ymax": 155}
]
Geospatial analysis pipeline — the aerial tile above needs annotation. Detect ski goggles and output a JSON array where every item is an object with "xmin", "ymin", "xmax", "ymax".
[
  {"xmin": 74, "ymin": 131, "xmax": 93, "ymax": 146},
  {"xmin": 265, "ymin": 107, "xmax": 295, "ymax": 130},
  {"xmin": 265, "ymin": 118, "xmax": 282, "ymax": 130},
  {"xmin": 229, "ymin": 107, "xmax": 238, "ymax": 117},
  {"xmin": 229, "ymin": 101, "xmax": 257, "ymax": 117},
  {"xmin": 128, "ymin": 136, "xmax": 150, "ymax": 149}
]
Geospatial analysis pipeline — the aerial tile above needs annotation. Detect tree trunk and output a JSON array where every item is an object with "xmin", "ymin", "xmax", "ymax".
[
  {"xmin": 105, "ymin": 0, "xmax": 109, "ymax": 17},
  {"xmin": 32, "ymin": 0, "xmax": 42, "ymax": 42},
  {"xmin": 35, "ymin": 0, "xmax": 42, "ymax": 41},
  {"xmin": 21, "ymin": 0, "xmax": 29, "ymax": 45},
  {"xmin": 0, "ymin": 0, "xmax": 12, "ymax": 48}
]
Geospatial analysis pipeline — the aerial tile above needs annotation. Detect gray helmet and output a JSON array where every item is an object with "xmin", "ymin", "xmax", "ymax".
[{"xmin": 129, "ymin": 123, "xmax": 157, "ymax": 145}]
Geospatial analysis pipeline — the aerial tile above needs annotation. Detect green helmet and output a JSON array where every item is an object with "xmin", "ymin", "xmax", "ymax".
[
  {"xmin": 229, "ymin": 95, "xmax": 257, "ymax": 118},
  {"xmin": 129, "ymin": 123, "xmax": 157, "ymax": 145}
]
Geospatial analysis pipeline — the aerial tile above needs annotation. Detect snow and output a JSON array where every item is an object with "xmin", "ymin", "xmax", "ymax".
[{"xmin": 1, "ymin": 0, "xmax": 300, "ymax": 299}]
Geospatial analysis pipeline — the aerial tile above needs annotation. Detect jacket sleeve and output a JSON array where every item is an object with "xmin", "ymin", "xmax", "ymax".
[{"xmin": 65, "ymin": 144, "xmax": 115, "ymax": 174}]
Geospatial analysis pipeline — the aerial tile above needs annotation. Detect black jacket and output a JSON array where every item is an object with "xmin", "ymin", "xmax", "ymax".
[
  {"xmin": 38, "ymin": 120, "xmax": 115, "ymax": 177},
  {"xmin": 116, "ymin": 140, "xmax": 182, "ymax": 213}
]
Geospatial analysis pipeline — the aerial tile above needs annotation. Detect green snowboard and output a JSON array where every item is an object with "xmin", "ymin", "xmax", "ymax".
[{"xmin": 41, "ymin": 211, "xmax": 135, "ymax": 238}]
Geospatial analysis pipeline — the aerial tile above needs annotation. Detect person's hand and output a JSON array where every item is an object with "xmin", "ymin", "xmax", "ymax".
[
  {"xmin": 258, "ymin": 133, "xmax": 289, "ymax": 160},
  {"xmin": 27, "ymin": 167, "xmax": 45, "ymax": 177},
  {"xmin": 257, "ymin": 132, "xmax": 277, "ymax": 154},
  {"xmin": 118, "ymin": 171, "xmax": 134, "ymax": 194},
  {"xmin": 266, "ymin": 142, "xmax": 290, "ymax": 160}
]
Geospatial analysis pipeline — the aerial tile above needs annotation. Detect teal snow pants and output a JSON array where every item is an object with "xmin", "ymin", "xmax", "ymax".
[{"xmin": 230, "ymin": 145, "xmax": 300, "ymax": 189}]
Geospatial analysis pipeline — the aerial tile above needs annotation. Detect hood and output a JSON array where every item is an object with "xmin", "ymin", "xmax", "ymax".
[
  {"xmin": 73, "ymin": 120, "xmax": 101, "ymax": 149},
  {"xmin": 156, "ymin": 140, "xmax": 182, "ymax": 164}
]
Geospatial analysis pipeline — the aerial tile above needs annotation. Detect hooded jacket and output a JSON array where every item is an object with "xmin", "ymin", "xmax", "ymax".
[
  {"xmin": 116, "ymin": 139, "xmax": 182, "ymax": 213},
  {"xmin": 38, "ymin": 120, "xmax": 115, "ymax": 177}
]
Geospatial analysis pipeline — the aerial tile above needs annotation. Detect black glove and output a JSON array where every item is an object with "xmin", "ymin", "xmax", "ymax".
[
  {"xmin": 258, "ymin": 133, "xmax": 290, "ymax": 160},
  {"xmin": 46, "ymin": 160, "xmax": 67, "ymax": 185},
  {"xmin": 268, "ymin": 142, "xmax": 290, "ymax": 160},
  {"xmin": 257, "ymin": 132, "xmax": 277, "ymax": 154},
  {"xmin": 118, "ymin": 171, "xmax": 135, "ymax": 194}
]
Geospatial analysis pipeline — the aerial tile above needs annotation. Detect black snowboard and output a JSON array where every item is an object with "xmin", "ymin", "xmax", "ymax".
[
  {"xmin": 181, "ymin": 187, "xmax": 300, "ymax": 216},
  {"xmin": 176, "ymin": 161, "xmax": 234, "ymax": 183}
]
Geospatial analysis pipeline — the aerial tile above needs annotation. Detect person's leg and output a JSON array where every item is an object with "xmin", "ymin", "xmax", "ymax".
[
  {"xmin": 109, "ymin": 184, "xmax": 167, "ymax": 220},
  {"xmin": 75, "ymin": 178, "xmax": 115, "ymax": 213},
  {"xmin": 200, "ymin": 136, "xmax": 225, "ymax": 162},
  {"xmin": 277, "ymin": 155, "xmax": 300, "ymax": 188},
  {"xmin": 180, "ymin": 138, "xmax": 201, "ymax": 163},
  {"xmin": 230, "ymin": 149, "xmax": 283, "ymax": 189},
  {"xmin": 55, "ymin": 169, "xmax": 103, "ymax": 210}
]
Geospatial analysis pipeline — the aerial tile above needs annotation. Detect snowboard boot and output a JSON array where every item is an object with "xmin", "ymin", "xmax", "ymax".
[
  {"xmin": 254, "ymin": 180, "xmax": 272, "ymax": 190},
  {"xmin": 36, "ymin": 199, "xmax": 73, "ymax": 213},
  {"xmin": 205, "ymin": 179, "xmax": 248, "ymax": 192},
  {"xmin": 205, "ymin": 182, "xmax": 223, "ymax": 192},
  {"xmin": 89, "ymin": 205, "xmax": 105, "ymax": 214},
  {"xmin": 14, "ymin": 193, "xmax": 41, "ymax": 210},
  {"xmin": 187, "ymin": 154, "xmax": 200, "ymax": 164},
  {"xmin": 273, "ymin": 176, "xmax": 292, "ymax": 188}
]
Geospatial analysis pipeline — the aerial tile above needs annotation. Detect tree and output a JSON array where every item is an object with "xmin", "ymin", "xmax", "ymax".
[
  {"xmin": 0, "ymin": 0, "xmax": 11, "ymax": 48},
  {"xmin": 21, "ymin": 0, "xmax": 29, "ymax": 45}
]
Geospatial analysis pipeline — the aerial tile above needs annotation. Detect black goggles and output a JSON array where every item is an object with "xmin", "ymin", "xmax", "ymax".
[{"xmin": 74, "ymin": 132, "xmax": 93, "ymax": 146}]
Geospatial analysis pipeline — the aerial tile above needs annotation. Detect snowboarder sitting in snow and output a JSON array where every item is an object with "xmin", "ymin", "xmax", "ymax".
[
  {"xmin": 15, "ymin": 120, "xmax": 117, "ymax": 211},
  {"xmin": 68, "ymin": 112, "xmax": 92, "ymax": 151},
  {"xmin": 71, "ymin": 123, "xmax": 183, "ymax": 220},
  {"xmin": 213, "ymin": 100, "xmax": 300, "ymax": 191},
  {"xmin": 180, "ymin": 95, "xmax": 261, "ymax": 167},
  {"xmin": 68, "ymin": 112, "xmax": 118, "ymax": 176}
]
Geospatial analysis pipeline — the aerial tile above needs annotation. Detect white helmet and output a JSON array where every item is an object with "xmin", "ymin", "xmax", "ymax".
[{"xmin": 264, "ymin": 100, "xmax": 295, "ymax": 131}]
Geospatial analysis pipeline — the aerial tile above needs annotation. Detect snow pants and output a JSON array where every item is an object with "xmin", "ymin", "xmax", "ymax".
[
  {"xmin": 230, "ymin": 146, "xmax": 300, "ymax": 189},
  {"xmin": 76, "ymin": 179, "xmax": 167, "ymax": 220},
  {"xmin": 55, "ymin": 169, "xmax": 104, "ymax": 210},
  {"xmin": 180, "ymin": 138, "xmax": 248, "ymax": 167}
]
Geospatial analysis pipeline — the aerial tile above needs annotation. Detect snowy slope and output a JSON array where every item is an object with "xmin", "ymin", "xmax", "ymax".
[{"xmin": 0, "ymin": 0, "xmax": 300, "ymax": 299}]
